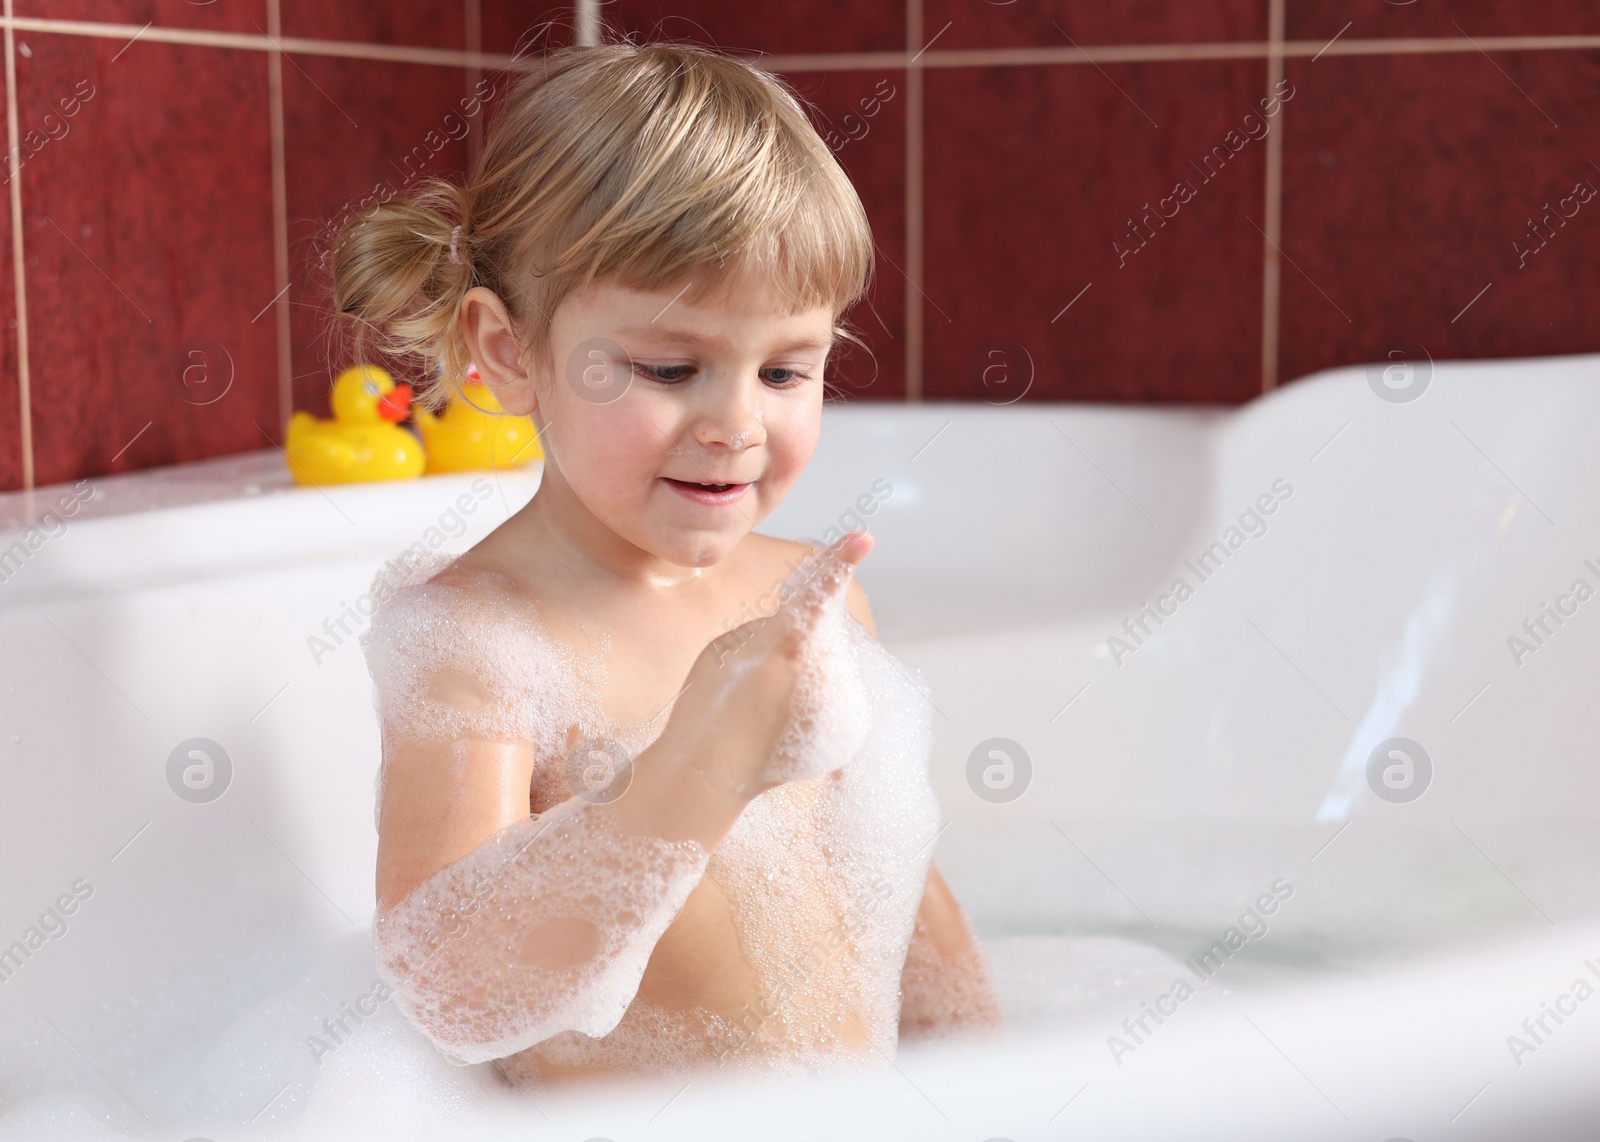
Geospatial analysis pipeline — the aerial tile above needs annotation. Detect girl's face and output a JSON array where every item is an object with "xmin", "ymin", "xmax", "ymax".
[{"xmin": 475, "ymin": 277, "xmax": 836, "ymax": 573}]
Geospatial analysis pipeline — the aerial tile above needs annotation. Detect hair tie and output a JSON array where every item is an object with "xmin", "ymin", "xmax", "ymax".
[{"xmin": 448, "ymin": 225, "xmax": 464, "ymax": 265}]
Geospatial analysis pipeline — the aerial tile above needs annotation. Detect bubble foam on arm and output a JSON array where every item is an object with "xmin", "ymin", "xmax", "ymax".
[
  {"xmin": 897, "ymin": 863, "xmax": 1006, "ymax": 1041},
  {"xmin": 360, "ymin": 561, "xmax": 711, "ymax": 1064},
  {"xmin": 374, "ymin": 796, "xmax": 710, "ymax": 1064}
]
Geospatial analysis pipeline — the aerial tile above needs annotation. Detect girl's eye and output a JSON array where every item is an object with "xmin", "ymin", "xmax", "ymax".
[
  {"xmin": 760, "ymin": 367, "xmax": 813, "ymax": 386},
  {"xmin": 629, "ymin": 362, "xmax": 815, "ymax": 385},
  {"xmin": 633, "ymin": 362, "xmax": 695, "ymax": 383}
]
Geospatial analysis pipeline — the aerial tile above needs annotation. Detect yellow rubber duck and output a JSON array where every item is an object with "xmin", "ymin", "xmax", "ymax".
[
  {"xmin": 414, "ymin": 364, "xmax": 543, "ymax": 473},
  {"xmin": 284, "ymin": 365, "xmax": 425, "ymax": 485}
]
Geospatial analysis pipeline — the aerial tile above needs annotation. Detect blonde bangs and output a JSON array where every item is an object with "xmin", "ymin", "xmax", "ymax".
[
  {"xmin": 333, "ymin": 40, "xmax": 875, "ymax": 409},
  {"xmin": 474, "ymin": 43, "xmax": 873, "ymax": 363},
  {"xmin": 558, "ymin": 65, "xmax": 872, "ymax": 317}
]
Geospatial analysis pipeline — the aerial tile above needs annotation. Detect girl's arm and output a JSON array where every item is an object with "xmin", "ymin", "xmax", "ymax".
[
  {"xmin": 898, "ymin": 863, "xmax": 1005, "ymax": 1040},
  {"xmin": 840, "ymin": 576, "xmax": 1004, "ymax": 1041},
  {"xmin": 372, "ymin": 666, "xmax": 733, "ymax": 1065}
]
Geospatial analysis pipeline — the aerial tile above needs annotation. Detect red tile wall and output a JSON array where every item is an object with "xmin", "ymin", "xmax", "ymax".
[
  {"xmin": 923, "ymin": 58, "xmax": 1270, "ymax": 403},
  {"xmin": 1277, "ymin": 47, "xmax": 1600, "ymax": 383},
  {"xmin": 789, "ymin": 66, "xmax": 908, "ymax": 399},
  {"xmin": 282, "ymin": 55, "xmax": 480, "ymax": 418},
  {"xmin": 1, "ymin": 2, "xmax": 1597, "ymax": 489},
  {"xmin": 929, "ymin": 0, "xmax": 1266, "ymax": 49},
  {"xmin": 17, "ymin": 32, "xmax": 279, "ymax": 487}
]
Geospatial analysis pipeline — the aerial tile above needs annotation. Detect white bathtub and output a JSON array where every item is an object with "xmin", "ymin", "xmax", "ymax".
[{"xmin": 1, "ymin": 353, "xmax": 1597, "ymax": 1141}]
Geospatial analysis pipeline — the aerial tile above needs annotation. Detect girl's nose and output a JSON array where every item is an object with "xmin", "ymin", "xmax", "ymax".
[{"xmin": 694, "ymin": 384, "xmax": 766, "ymax": 451}]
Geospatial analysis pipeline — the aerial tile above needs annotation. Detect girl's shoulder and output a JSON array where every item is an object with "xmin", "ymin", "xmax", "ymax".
[
  {"xmin": 358, "ymin": 545, "xmax": 578, "ymax": 747},
  {"xmin": 361, "ymin": 544, "xmax": 551, "ymax": 645},
  {"xmin": 366, "ymin": 544, "xmax": 525, "ymax": 610}
]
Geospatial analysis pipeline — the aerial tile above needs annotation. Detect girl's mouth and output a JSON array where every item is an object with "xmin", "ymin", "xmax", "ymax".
[{"xmin": 662, "ymin": 477, "xmax": 752, "ymax": 505}]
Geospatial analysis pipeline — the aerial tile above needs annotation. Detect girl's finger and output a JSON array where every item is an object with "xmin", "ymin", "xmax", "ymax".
[{"xmin": 777, "ymin": 529, "xmax": 872, "ymax": 635}]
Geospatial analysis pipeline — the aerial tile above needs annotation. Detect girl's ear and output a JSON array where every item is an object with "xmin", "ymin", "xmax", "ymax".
[{"xmin": 460, "ymin": 286, "xmax": 538, "ymax": 416}]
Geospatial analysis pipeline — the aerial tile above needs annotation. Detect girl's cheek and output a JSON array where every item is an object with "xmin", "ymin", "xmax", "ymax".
[
  {"xmin": 767, "ymin": 399, "xmax": 822, "ymax": 475},
  {"xmin": 578, "ymin": 401, "xmax": 676, "ymax": 489},
  {"xmin": 750, "ymin": 430, "xmax": 815, "ymax": 517}
]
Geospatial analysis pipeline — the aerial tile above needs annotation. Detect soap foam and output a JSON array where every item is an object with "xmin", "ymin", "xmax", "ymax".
[
  {"xmin": 360, "ymin": 548, "xmax": 594, "ymax": 750},
  {"xmin": 698, "ymin": 577, "xmax": 949, "ymax": 1074},
  {"xmin": 757, "ymin": 544, "xmax": 873, "ymax": 787},
  {"xmin": 360, "ymin": 548, "xmax": 614, "ymax": 828},
  {"xmin": 357, "ymin": 541, "xmax": 960, "ymax": 1085},
  {"xmin": 897, "ymin": 907, "xmax": 1007, "ymax": 1042},
  {"xmin": 374, "ymin": 794, "xmax": 710, "ymax": 1066}
]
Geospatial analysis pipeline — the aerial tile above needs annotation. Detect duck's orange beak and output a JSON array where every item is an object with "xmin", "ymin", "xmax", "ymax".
[{"xmin": 377, "ymin": 383, "xmax": 412, "ymax": 422}]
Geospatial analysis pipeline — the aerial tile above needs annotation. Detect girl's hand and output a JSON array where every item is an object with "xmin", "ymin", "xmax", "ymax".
[
  {"xmin": 657, "ymin": 530, "xmax": 874, "ymax": 802},
  {"xmin": 617, "ymin": 527, "xmax": 876, "ymax": 838}
]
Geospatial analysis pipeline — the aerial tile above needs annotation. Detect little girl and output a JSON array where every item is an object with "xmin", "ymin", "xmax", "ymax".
[{"xmin": 337, "ymin": 39, "xmax": 1002, "ymax": 1087}]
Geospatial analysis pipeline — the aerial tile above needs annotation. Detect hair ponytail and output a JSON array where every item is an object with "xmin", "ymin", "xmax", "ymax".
[{"xmin": 330, "ymin": 177, "xmax": 476, "ymax": 413}]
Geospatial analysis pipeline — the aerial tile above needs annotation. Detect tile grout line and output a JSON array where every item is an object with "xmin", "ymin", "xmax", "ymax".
[
  {"xmin": 905, "ymin": 0, "xmax": 923, "ymax": 402},
  {"xmin": 2, "ymin": 18, "xmax": 1599, "ymax": 71},
  {"xmin": 266, "ymin": 0, "xmax": 292, "ymax": 435},
  {"xmin": 575, "ymin": 0, "xmax": 600, "ymax": 48},
  {"xmin": 465, "ymin": 0, "xmax": 482, "ymax": 170},
  {"xmin": 1260, "ymin": 0, "xmax": 1285, "ymax": 393},
  {"xmin": 3, "ymin": 0, "xmax": 30, "ymax": 488},
  {"xmin": 757, "ymin": 34, "xmax": 1600, "ymax": 69}
]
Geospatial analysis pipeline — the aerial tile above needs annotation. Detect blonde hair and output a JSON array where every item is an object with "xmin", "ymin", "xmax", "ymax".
[{"xmin": 330, "ymin": 40, "xmax": 876, "ymax": 412}]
